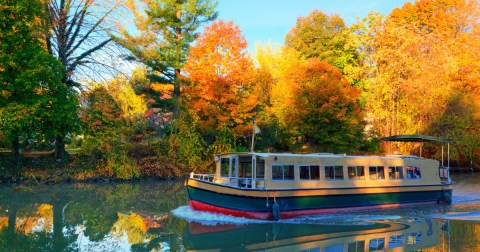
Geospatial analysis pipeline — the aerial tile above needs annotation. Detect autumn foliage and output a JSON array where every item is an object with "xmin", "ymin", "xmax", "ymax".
[
  {"xmin": 5, "ymin": 0, "xmax": 480, "ymax": 177},
  {"xmin": 285, "ymin": 59, "xmax": 364, "ymax": 152},
  {"xmin": 183, "ymin": 20, "xmax": 257, "ymax": 137}
]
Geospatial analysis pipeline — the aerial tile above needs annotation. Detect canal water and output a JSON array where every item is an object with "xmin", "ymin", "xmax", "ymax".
[{"xmin": 0, "ymin": 173, "xmax": 479, "ymax": 251}]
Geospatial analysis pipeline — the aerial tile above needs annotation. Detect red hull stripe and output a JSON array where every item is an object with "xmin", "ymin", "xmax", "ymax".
[{"xmin": 189, "ymin": 199, "xmax": 438, "ymax": 221}]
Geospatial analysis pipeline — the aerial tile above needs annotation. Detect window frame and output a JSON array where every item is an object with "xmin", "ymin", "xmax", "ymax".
[
  {"xmin": 348, "ymin": 166, "xmax": 365, "ymax": 180},
  {"xmin": 369, "ymin": 166, "xmax": 385, "ymax": 180},
  {"xmin": 256, "ymin": 158, "xmax": 265, "ymax": 179},
  {"xmin": 220, "ymin": 158, "xmax": 230, "ymax": 177},
  {"xmin": 324, "ymin": 165, "xmax": 344, "ymax": 180},
  {"xmin": 271, "ymin": 164, "xmax": 295, "ymax": 181},
  {"xmin": 388, "ymin": 166, "xmax": 404, "ymax": 180},
  {"xmin": 299, "ymin": 165, "xmax": 320, "ymax": 180},
  {"xmin": 406, "ymin": 166, "xmax": 422, "ymax": 180}
]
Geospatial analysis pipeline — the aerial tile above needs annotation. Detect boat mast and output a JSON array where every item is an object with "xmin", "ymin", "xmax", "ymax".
[{"xmin": 251, "ymin": 118, "xmax": 258, "ymax": 152}]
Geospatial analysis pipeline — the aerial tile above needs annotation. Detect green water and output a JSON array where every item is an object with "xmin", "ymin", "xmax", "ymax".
[{"xmin": 0, "ymin": 173, "xmax": 479, "ymax": 251}]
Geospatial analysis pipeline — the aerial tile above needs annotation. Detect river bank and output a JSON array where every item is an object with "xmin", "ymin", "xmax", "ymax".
[{"xmin": 0, "ymin": 151, "xmax": 185, "ymax": 185}]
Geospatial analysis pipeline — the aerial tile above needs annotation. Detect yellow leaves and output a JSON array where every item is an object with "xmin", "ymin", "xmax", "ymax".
[
  {"xmin": 363, "ymin": 0, "xmax": 480, "ymax": 139},
  {"xmin": 0, "ymin": 217, "xmax": 7, "ymax": 231},
  {"xmin": 150, "ymin": 83, "xmax": 173, "ymax": 93},
  {"xmin": 111, "ymin": 212, "xmax": 148, "ymax": 244}
]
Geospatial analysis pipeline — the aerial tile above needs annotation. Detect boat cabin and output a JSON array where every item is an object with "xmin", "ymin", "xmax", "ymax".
[{"xmin": 191, "ymin": 152, "xmax": 451, "ymax": 190}]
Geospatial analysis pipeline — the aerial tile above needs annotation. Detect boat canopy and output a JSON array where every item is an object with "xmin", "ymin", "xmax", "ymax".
[
  {"xmin": 380, "ymin": 134, "xmax": 454, "ymax": 143},
  {"xmin": 381, "ymin": 134, "xmax": 453, "ymax": 183}
]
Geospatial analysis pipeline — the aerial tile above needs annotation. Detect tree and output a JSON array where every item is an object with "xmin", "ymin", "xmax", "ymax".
[
  {"xmin": 107, "ymin": 74, "xmax": 147, "ymax": 121},
  {"xmin": 0, "ymin": 0, "xmax": 76, "ymax": 157},
  {"xmin": 284, "ymin": 10, "xmax": 362, "ymax": 86},
  {"xmin": 113, "ymin": 0, "xmax": 218, "ymax": 119},
  {"xmin": 356, "ymin": 0, "xmax": 480, "ymax": 154},
  {"xmin": 183, "ymin": 20, "xmax": 257, "ymax": 144},
  {"xmin": 285, "ymin": 58, "xmax": 365, "ymax": 153},
  {"xmin": 43, "ymin": 0, "xmax": 122, "ymax": 159},
  {"xmin": 252, "ymin": 44, "xmax": 305, "ymax": 151}
]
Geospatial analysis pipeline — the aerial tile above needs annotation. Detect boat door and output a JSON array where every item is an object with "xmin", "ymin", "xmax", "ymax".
[{"xmin": 229, "ymin": 154, "xmax": 239, "ymax": 186}]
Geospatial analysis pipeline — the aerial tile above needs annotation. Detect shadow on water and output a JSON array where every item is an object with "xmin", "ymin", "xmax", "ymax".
[{"xmin": 0, "ymin": 172, "xmax": 480, "ymax": 251}]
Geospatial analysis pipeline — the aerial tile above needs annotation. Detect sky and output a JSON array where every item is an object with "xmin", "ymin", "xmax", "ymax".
[{"xmin": 216, "ymin": 0, "xmax": 412, "ymax": 51}]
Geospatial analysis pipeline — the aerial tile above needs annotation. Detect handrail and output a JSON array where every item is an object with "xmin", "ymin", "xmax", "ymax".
[{"xmin": 190, "ymin": 172, "xmax": 265, "ymax": 188}]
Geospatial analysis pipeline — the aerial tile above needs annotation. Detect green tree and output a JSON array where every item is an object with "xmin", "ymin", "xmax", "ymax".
[
  {"xmin": 0, "ymin": 0, "xmax": 77, "ymax": 158},
  {"xmin": 80, "ymin": 86, "xmax": 139, "ymax": 179},
  {"xmin": 113, "ymin": 0, "xmax": 218, "ymax": 119},
  {"xmin": 285, "ymin": 10, "xmax": 361, "ymax": 86}
]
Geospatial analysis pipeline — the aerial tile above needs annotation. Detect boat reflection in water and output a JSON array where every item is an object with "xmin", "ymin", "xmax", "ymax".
[{"xmin": 184, "ymin": 217, "xmax": 439, "ymax": 252}]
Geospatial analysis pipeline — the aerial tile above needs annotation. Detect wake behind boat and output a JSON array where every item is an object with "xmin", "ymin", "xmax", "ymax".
[{"xmin": 185, "ymin": 135, "xmax": 453, "ymax": 220}]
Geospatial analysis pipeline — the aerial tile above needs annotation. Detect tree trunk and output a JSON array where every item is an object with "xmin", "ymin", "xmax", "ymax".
[
  {"xmin": 11, "ymin": 137, "xmax": 19, "ymax": 157},
  {"xmin": 173, "ymin": 68, "xmax": 181, "ymax": 118},
  {"xmin": 54, "ymin": 134, "xmax": 64, "ymax": 161}
]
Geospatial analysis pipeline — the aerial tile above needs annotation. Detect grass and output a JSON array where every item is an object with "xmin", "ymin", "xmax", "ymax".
[{"xmin": 0, "ymin": 148, "xmax": 80, "ymax": 155}]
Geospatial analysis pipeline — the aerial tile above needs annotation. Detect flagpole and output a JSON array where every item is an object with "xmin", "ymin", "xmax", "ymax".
[{"xmin": 251, "ymin": 118, "xmax": 256, "ymax": 152}]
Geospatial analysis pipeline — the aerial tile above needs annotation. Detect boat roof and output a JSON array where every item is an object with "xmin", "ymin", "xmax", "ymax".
[
  {"xmin": 381, "ymin": 134, "xmax": 454, "ymax": 143},
  {"xmin": 217, "ymin": 152, "xmax": 425, "ymax": 160}
]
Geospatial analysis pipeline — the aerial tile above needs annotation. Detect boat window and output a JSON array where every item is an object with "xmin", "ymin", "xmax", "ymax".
[
  {"xmin": 325, "ymin": 165, "xmax": 344, "ymax": 180},
  {"xmin": 388, "ymin": 166, "xmax": 404, "ymax": 179},
  {"xmin": 239, "ymin": 156, "xmax": 252, "ymax": 178},
  {"xmin": 256, "ymin": 158, "xmax": 265, "ymax": 179},
  {"xmin": 271, "ymin": 164, "xmax": 294, "ymax": 180},
  {"xmin": 348, "ymin": 240, "xmax": 365, "ymax": 251},
  {"xmin": 388, "ymin": 235, "xmax": 404, "ymax": 248},
  {"xmin": 220, "ymin": 158, "xmax": 229, "ymax": 177},
  {"xmin": 348, "ymin": 166, "xmax": 365, "ymax": 179},
  {"xmin": 407, "ymin": 166, "xmax": 421, "ymax": 179},
  {"xmin": 369, "ymin": 166, "xmax": 385, "ymax": 180},
  {"xmin": 324, "ymin": 244, "xmax": 343, "ymax": 252},
  {"xmin": 369, "ymin": 237, "xmax": 385, "ymax": 251},
  {"xmin": 300, "ymin": 165, "xmax": 320, "ymax": 180},
  {"xmin": 406, "ymin": 232, "xmax": 422, "ymax": 245},
  {"xmin": 368, "ymin": 166, "xmax": 385, "ymax": 180}
]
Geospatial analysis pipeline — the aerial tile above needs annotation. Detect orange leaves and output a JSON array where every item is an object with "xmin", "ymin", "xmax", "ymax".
[
  {"xmin": 362, "ymin": 0, "xmax": 480, "ymax": 140},
  {"xmin": 183, "ymin": 20, "xmax": 257, "ymax": 135},
  {"xmin": 283, "ymin": 58, "xmax": 365, "ymax": 151}
]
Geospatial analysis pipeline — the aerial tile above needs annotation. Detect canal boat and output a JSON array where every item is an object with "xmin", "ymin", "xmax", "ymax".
[{"xmin": 185, "ymin": 135, "xmax": 454, "ymax": 220}]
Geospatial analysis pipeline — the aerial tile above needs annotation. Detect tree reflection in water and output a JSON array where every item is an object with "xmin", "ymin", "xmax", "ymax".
[{"xmin": 0, "ymin": 179, "xmax": 479, "ymax": 251}]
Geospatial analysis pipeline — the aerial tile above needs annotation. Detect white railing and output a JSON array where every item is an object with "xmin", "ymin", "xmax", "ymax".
[
  {"xmin": 438, "ymin": 166, "xmax": 451, "ymax": 183},
  {"xmin": 190, "ymin": 173, "xmax": 215, "ymax": 182},
  {"xmin": 190, "ymin": 172, "xmax": 265, "ymax": 189}
]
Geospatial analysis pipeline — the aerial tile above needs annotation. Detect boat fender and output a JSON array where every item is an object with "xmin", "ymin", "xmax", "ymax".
[
  {"xmin": 272, "ymin": 201, "xmax": 280, "ymax": 221},
  {"xmin": 443, "ymin": 191, "xmax": 452, "ymax": 204}
]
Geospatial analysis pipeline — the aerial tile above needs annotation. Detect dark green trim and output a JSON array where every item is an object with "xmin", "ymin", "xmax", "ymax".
[
  {"xmin": 187, "ymin": 185, "xmax": 451, "ymax": 213},
  {"xmin": 192, "ymin": 178, "xmax": 452, "ymax": 192}
]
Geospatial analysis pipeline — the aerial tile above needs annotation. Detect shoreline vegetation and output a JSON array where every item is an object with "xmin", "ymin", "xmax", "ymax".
[{"xmin": 0, "ymin": 145, "xmax": 184, "ymax": 185}]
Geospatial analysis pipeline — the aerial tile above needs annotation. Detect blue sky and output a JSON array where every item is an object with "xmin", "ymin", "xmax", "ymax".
[{"xmin": 216, "ymin": 0, "xmax": 411, "ymax": 51}]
